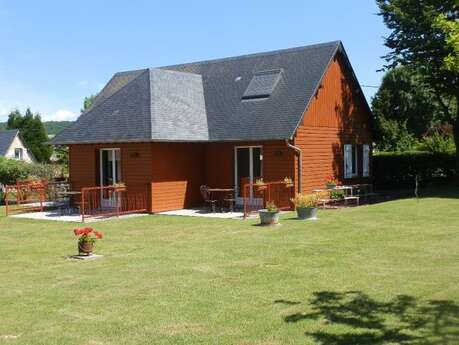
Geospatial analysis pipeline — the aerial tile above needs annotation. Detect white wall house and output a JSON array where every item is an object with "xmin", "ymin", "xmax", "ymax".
[{"xmin": 0, "ymin": 129, "xmax": 36, "ymax": 163}]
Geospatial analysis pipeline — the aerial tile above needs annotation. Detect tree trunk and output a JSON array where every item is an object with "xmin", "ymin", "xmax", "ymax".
[{"xmin": 454, "ymin": 96, "xmax": 459, "ymax": 184}]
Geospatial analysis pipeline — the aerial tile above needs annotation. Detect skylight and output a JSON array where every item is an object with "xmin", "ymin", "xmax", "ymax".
[{"xmin": 242, "ymin": 69, "xmax": 283, "ymax": 100}]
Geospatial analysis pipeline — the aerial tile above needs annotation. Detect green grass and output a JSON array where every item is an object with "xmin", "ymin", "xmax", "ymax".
[{"xmin": 1, "ymin": 189, "xmax": 459, "ymax": 344}]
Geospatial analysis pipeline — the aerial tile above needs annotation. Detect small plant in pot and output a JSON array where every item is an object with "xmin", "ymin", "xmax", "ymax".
[
  {"xmin": 325, "ymin": 176, "xmax": 338, "ymax": 189},
  {"xmin": 259, "ymin": 201, "xmax": 280, "ymax": 226},
  {"xmin": 113, "ymin": 182, "xmax": 126, "ymax": 192},
  {"xmin": 291, "ymin": 193, "xmax": 318, "ymax": 220},
  {"xmin": 74, "ymin": 227, "xmax": 103, "ymax": 256},
  {"xmin": 255, "ymin": 178, "xmax": 267, "ymax": 191}
]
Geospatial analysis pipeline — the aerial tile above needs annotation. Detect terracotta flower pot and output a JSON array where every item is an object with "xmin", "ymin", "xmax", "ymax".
[{"xmin": 78, "ymin": 241, "xmax": 94, "ymax": 255}]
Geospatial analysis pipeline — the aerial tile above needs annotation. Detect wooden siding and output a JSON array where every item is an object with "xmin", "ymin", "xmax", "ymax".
[
  {"xmin": 150, "ymin": 143, "xmax": 205, "ymax": 212},
  {"xmin": 69, "ymin": 140, "xmax": 295, "ymax": 213},
  {"xmin": 294, "ymin": 53, "xmax": 372, "ymax": 192},
  {"xmin": 204, "ymin": 140, "xmax": 295, "ymax": 189},
  {"xmin": 69, "ymin": 142, "xmax": 153, "ymax": 208}
]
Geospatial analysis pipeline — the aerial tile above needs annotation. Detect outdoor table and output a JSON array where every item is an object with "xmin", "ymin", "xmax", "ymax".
[
  {"xmin": 56, "ymin": 191, "xmax": 82, "ymax": 215},
  {"xmin": 207, "ymin": 188, "xmax": 235, "ymax": 212}
]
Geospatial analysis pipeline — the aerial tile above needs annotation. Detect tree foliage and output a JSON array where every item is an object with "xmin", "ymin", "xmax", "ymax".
[
  {"xmin": 372, "ymin": 66, "xmax": 446, "ymax": 141},
  {"xmin": 6, "ymin": 108, "xmax": 52, "ymax": 162},
  {"xmin": 377, "ymin": 0, "xmax": 459, "ymax": 176},
  {"xmin": 81, "ymin": 94, "xmax": 96, "ymax": 113}
]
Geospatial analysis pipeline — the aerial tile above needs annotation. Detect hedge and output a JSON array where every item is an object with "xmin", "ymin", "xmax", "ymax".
[
  {"xmin": 373, "ymin": 151, "xmax": 456, "ymax": 188},
  {"xmin": 0, "ymin": 157, "xmax": 62, "ymax": 186}
]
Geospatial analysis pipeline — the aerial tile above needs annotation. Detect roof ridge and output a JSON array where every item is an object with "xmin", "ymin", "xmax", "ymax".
[
  {"xmin": 160, "ymin": 40, "xmax": 341, "ymax": 69},
  {"xmin": 0, "ymin": 129, "xmax": 19, "ymax": 133}
]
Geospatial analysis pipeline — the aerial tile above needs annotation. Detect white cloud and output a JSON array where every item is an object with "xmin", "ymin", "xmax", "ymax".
[{"xmin": 42, "ymin": 109, "xmax": 77, "ymax": 121}]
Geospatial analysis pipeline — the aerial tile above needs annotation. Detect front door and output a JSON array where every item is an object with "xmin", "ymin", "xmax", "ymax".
[
  {"xmin": 234, "ymin": 146, "xmax": 262, "ymax": 205},
  {"xmin": 100, "ymin": 148, "xmax": 121, "ymax": 207}
]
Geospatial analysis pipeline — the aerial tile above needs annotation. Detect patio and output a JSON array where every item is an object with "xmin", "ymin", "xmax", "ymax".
[
  {"xmin": 11, "ymin": 210, "xmax": 149, "ymax": 223},
  {"xmin": 158, "ymin": 208, "xmax": 246, "ymax": 219}
]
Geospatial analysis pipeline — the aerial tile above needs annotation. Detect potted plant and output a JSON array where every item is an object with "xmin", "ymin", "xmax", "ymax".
[
  {"xmin": 74, "ymin": 227, "xmax": 103, "ymax": 255},
  {"xmin": 255, "ymin": 178, "xmax": 267, "ymax": 191},
  {"xmin": 113, "ymin": 182, "xmax": 126, "ymax": 192},
  {"xmin": 283, "ymin": 177, "xmax": 294, "ymax": 188},
  {"xmin": 259, "ymin": 200, "xmax": 280, "ymax": 225},
  {"xmin": 325, "ymin": 176, "xmax": 338, "ymax": 189},
  {"xmin": 291, "ymin": 193, "xmax": 318, "ymax": 220}
]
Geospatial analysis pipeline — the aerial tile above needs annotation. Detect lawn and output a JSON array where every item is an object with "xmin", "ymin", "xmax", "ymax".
[{"xmin": 1, "ymin": 189, "xmax": 459, "ymax": 345}]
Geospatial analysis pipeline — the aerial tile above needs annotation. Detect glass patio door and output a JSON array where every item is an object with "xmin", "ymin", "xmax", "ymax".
[
  {"xmin": 234, "ymin": 146, "xmax": 262, "ymax": 205},
  {"xmin": 99, "ymin": 148, "xmax": 121, "ymax": 207}
]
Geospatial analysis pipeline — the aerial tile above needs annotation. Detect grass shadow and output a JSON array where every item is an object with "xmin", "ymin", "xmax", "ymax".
[{"xmin": 279, "ymin": 291, "xmax": 459, "ymax": 344}]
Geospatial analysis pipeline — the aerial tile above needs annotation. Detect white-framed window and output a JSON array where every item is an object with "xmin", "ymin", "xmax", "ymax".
[
  {"xmin": 14, "ymin": 148, "xmax": 23, "ymax": 160},
  {"xmin": 363, "ymin": 144, "xmax": 370, "ymax": 177},
  {"xmin": 344, "ymin": 144, "xmax": 358, "ymax": 178}
]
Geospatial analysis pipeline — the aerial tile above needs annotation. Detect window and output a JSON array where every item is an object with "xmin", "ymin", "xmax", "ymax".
[
  {"xmin": 344, "ymin": 144, "xmax": 358, "ymax": 178},
  {"xmin": 14, "ymin": 148, "xmax": 23, "ymax": 160},
  {"xmin": 242, "ymin": 69, "xmax": 283, "ymax": 100},
  {"xmin": 363, "ymin": 144, "xmax": 370, "ymax": 177}
]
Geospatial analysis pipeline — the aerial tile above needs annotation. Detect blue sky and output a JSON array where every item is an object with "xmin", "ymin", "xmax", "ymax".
[{"xmin": 0, "ymin": 1, "xmax": 389, "ymax": 122}]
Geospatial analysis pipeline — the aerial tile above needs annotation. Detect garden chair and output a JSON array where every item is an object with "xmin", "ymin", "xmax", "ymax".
[
  {"xmin": 200, "ymin": 185, "xmax": 217, "ymax": 213},
  {"xmin": 223, "ymin": 192, "xmax": 235, "ymax": 212}
]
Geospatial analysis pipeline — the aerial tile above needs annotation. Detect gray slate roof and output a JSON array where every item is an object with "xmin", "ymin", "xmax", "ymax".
[
  {"xmin": 52, "ymin": 41, "xmax": 346, "ymax": 144},
  {"xmin": 0, "ymin": 129, "xmax": 19, "ymax": 155}
]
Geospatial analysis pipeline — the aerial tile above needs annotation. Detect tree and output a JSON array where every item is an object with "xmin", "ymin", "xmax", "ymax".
[
  {"xmin": 6, "ymin": 108, "xmax": 52, "ymax": 162},
  {"xmin": 377, "ymin": 0, "xmax": 459, "ymax": 177},
  {"xmin": 372, "ymin": 66, "xmax": 447, "ymax": 147},
  {"xmin": 81, "ymin": 94, "xmax": 96, "ymax": 113}
]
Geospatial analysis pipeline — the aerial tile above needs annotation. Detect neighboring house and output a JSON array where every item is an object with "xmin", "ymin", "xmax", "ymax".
[
  {"xmin": 51, "ymin": 41, "xmax": 372, "ymax": 213},
  {"xmin": 0, "ymin": 129, "xmax": 35, "ymax": 163}
]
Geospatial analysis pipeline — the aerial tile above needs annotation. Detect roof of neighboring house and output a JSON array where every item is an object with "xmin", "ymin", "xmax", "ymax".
[
  {"xmin": 0, "ymin": 129, "xmax": 20, "ymax": 155},
  {"xmin": 52, "ymin": 40, "xmax": 360, "ymax": 144}
]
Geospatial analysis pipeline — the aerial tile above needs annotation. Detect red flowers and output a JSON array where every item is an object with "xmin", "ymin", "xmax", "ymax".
[{"xmin": 73, "ymin": 227, "xmax": 103, "ymax": 243}]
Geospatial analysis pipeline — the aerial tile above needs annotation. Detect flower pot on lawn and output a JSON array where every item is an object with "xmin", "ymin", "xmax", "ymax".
[
  {"xmin": 259, "ymin": 209, "xmax": 280, "ymax": 225},
  {"xmin": 296, "ymin": 206, "xmax": 318, "ymax": 220},
  {"xmin": 78, "ymin": 241, "xmax": 94, "ymax": 255},
  {"xmin": 74, "ymin": 227, "xmax": 103, "ymax": 256}
]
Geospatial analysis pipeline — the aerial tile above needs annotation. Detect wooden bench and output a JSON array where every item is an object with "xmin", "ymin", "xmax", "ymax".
[{"xmin": 344, "ymin": 196, "xmax": 360, "ymax": 206}]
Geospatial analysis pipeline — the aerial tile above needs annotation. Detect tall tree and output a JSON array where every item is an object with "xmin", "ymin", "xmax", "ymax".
[
  {"xmin": 372, "ymin": 66, "xmax": 446, "ymax": 146},
  {"xmin": 377, "ymin": 0, "xmax": 459, "ymax": 176},
  {"xmin": 6, "ymin": 108, "xmax": 52, "ymax": 162}
]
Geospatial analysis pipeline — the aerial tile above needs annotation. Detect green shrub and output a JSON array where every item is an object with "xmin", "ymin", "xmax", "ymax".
[
  {"xmin": 0, "ymin": 157, "xmax": 63, "ymax": 185},
  {"xmin": 0, "ymin": 157, "xmax": 31, "ymax": 185},
  {"xmin": 415, "ymin": 132, "xmax": 456, "ymax": 154},
  {"xmin": 373, "ymin": 151, "xmax": 456, "ymax": 188}
]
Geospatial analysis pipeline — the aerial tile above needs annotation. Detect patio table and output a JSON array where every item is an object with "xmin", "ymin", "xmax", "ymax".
[
  {"xmin": 207, "ymin": 188, "xmax": 235, "ymax": 212},
  {"xmin": 56, "ymin": 191, "xmax": 81, "ymax": 215}
]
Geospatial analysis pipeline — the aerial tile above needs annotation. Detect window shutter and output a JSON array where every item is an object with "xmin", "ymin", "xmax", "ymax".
[
  {"xmin": 363, "ymin": 144, "xmax": 370, "ymax": 177},
  {"xmin": 344, "ymin": 145, "xmax": 352, "ymax": 179}
]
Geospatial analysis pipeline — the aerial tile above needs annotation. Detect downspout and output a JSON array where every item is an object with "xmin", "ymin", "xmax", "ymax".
[{"xmin": 285, "ymin": 139, "xmax": 302, "ymax": 194}]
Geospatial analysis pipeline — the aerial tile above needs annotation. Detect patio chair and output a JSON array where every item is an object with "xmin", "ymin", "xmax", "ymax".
[
  {"xmin": 200, "ymin": 185, "xmax": 217, "ymax": 213},
  {"xmin": 224, "ymin": 193, "xmax": 235, "ymax": 213}
]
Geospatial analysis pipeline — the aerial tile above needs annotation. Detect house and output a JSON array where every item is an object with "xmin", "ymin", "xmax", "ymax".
[
  {"xmin": 51, "ymin": 41, "xmax": 372, "ymax": 213},
  {"xmin": 0, "ymin": 129, "xmax": 35, "ymax": 163}
]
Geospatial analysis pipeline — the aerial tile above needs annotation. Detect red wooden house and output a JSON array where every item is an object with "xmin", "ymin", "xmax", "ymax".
[{"xmin": 51, "ymin": 41, "xmax": 372, "ymax": 213}]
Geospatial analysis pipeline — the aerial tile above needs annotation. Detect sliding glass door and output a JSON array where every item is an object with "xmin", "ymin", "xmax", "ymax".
[
  {"xmin": 99, "ymin": 148, "xmax": 121, "ymax": 207},
  {"xmin": 234, "ymin": 146, "xmax": 262, "ymax": 204}
]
